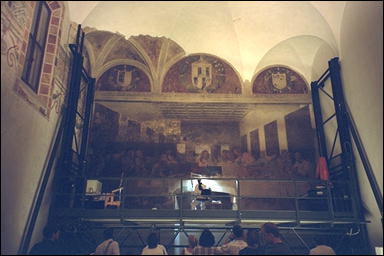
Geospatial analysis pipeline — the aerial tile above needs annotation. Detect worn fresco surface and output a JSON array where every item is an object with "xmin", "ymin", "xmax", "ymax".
[
  {"xmin": 96, "ymin": 64, "xmax": 151, "ymax": 91},
  {"xmin": 253, "ymin": 66, "xmax": 308, "ymax": 94},
  {"xmin": 162, "ymin": 54, "xmax": 242, "ymax": 93}
]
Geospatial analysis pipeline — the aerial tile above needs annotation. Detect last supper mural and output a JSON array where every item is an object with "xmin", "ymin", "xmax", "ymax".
[{"xmin": 86, "ymin": 101, "xmax": 318, "ymax": 211}]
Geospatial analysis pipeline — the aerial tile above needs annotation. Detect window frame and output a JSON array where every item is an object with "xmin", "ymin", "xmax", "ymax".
[{"xmin": 21, "ymin": 1, "xmax": 51, "ymax": 93}]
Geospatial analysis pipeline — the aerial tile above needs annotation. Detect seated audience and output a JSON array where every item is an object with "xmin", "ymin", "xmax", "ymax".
[
  {"xmin": 141, "ymin": 233, "xmax": 167, "ymax": 255},
  {"xmin": 239, "ymin": 229, "xmax": 264, "ymax": 255},
  {"xmin": 94, "ymin": 228, "xmax": 120, "ymax": 255},
  {"xmin": 309, "ymin": 237, "xmax": 336, "ymax": 255},
  {"xmin": 183, "ymin": 235, "xmax": 198, "ymax": 255},
  {"xmin": 193, "ymin": 229, "xmax": 218, "ymax": 255},
  {"xmin": 217, "ymin": 224, "xmax": 248, "ymax": 255},
  {"xmin": 29, "ymin": 224, "xmax": 63, "ymax": 255},
  {"xmin": 260, "ymin": 222, "xmax": 293, "ymax": 255}
]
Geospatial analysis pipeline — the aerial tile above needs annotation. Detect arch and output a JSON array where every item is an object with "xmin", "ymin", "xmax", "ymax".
[
  {"xmin": 252, "ymin": 35, "xmax": 337, "ymax": 90},
  {"xmin": 161, "ymin": 53, "xmax": 243, "ymax": 94},
  {"xmin": 95, "ymin": 60, "xmax": 153, "ymax": 92},
  {"xmin": 251, "ymin": 65, "xmax": 309, "ymax": 94}
]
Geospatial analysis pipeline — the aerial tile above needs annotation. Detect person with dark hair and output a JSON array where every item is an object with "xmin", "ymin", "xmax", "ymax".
[
  {"xmin": 94, "ymin": 228, "xmax": 120, "ymax": 255},
  {"xmin": 193, "ymin": 229, "xmax": 218, "ymax": 255},
  {"xmin": 141, "ymin": 232, "xmax": 167, "ymax": 255},
  {"xmin": 217, "ymin": 224, "xmax": 247, "ymax": 254},
  {"xmin": 29, "ymin": 224, "xmax": 62, "ymax": 255},
  {"xmin": 183, "ymin": 235, "xmax": 197, "ymax": 255},
  {"xmin": 239, "ymin": 229, "xmax": 264, "ymax": 255},
  {"xmin": 260, "ymin": 222, "xmax": 293, "ymax": 255}
]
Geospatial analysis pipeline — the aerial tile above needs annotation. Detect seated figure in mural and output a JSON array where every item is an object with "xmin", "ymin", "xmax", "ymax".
[
  {"xmin": 232, "ymin": 148, "xmax": 243, "ymax": 165},
  {"xmin": 151, "ymin": 153, "xmax": 170, "ymax": 177},
  {"xmin": 276, "ymin": 151, "xmax": 294, "ymax": 178},
  {"xmin": 197, "ymin": 150, "xmax": 214, "ymax": 168},
  {"xmin": 121, "ymin": 149, "xmax": 136, "ymax": 176},
  {"xmin": 220, "ymin": 150, "xmax": 230, "ymax": 163},
  {"xmin": 292, "ymin": 152, "xmax": 313, "ymax": 178},
  {"xmin": 133, "ymin": 150, "xmax": 150, "ymax": 176}
]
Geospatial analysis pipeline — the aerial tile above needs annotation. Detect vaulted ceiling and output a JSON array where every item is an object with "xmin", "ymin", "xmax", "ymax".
[{"xmin": 66, "ymin": 1, "xmax": 346, "ymax": 83}]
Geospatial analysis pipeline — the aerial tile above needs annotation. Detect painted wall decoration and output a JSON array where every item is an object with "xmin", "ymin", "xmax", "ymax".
[
  {"xmin": 162, "ymin": 55, "xmax": 242, "ymax": 93},
  {"xmin": 89, "ymin": 103, "xmax": 119, "ymax": 149},
  {"xmin": 131, "ymin": 35, "xmax": 163, "ymax": 67},
  {"xmin": 96, "ymin": 64, "xmax": 151, "ymax": 91},
  {"xmin": 163, "ymin": 38, "xmax": 185, "ymax": 64},
  {"xmin": 250, "ymin": 129, "xmax": 260, "ymax": 159},
  {"xmin": 285, "ymin": 106, "xmax": 315, "ymax": 163},
  {"xmin": 103, "ymin": 38, "xmax": 146, "ymax": 65},
  {"xmin": 141, "ymin": 119, "xmax": 181, "ymax": 143},
  {"xmin": 264, "ymin": 120, "xmax": 280, "ymax": 156},
  {"xmin": 253, "ymin": 66, "xmax": 308, "ymax": 94},
  {"xmin": 181, "ymin": 121, "xmax": 241, "ymax": 159}
]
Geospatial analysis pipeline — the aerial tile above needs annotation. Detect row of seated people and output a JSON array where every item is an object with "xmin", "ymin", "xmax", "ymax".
[{"xmin": 30, "ymin": 223, "xmax": 337, "ymax": 255}]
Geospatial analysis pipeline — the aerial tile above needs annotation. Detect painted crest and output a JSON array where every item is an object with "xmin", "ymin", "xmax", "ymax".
[
  {"xmin": 117, "ymin": 69, "xmax": 132, "ymax": 88},
  {"xmin": 191, "ymin": 57, "xmax": 212, "ymax": 90},
  {"xmin": 272, "ymin": 72, "xmax": 287, "ymax": 90}
]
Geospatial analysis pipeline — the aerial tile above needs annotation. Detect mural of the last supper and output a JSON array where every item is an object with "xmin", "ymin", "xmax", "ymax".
[{"xmin": 87, "ymin": 101, "xmax": 318, "ymax": 211}]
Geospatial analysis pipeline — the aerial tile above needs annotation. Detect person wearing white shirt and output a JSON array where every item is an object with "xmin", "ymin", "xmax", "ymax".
[
  {"xmin": 94, "ymin": 228, "xmax": 120, "ymax": 255},
  {"xmin": 141, "ymin": 232, "xmax": 168, "ymax": 255},
  {"xmin": 217, "ymin": 225, "xmax": 247, "ymax": 255}
]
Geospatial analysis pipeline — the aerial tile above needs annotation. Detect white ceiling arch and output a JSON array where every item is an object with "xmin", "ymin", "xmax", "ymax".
[
  {"xmin": 255, "ymin": 35, "xmax": 337, "ymax": 84},
  {"xmin": 67, "ymin": 1, "xmax": 344, "ymax": 82}
]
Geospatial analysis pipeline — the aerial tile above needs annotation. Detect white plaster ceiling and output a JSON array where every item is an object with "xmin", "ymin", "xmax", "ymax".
[{"xmin": 67, "ymin": 1, "xmax": 346, "ymax": 83}]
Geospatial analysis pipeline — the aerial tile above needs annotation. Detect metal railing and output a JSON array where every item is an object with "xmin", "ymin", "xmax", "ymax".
[{"xmin": 52, "ymin": 176, "xmax": 358, "ymax": 224}]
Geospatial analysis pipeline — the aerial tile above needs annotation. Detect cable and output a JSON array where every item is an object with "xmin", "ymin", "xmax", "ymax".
[{"xmin": 292, "ymin": 228, "xmax": 310, "ymax": 251}]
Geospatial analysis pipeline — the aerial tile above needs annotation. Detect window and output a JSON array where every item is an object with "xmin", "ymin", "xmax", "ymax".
[{"xmin": 22, "ymin": 2, "xmax": 51, "ymax": 92}]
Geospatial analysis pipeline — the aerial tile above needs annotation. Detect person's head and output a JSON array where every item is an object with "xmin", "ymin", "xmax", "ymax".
[
  {"xmin": 43, "ymin": 224, "xmax": 60, "ymax": 241},
  {"xmin": 226, "ymin": 150, "xmax": 235, "ymax": 161},
  {"xmin": 232, "ymin": 148, "xmax": 242, "ymax": 157},
  {"xmin": 221, "ymin": 150, "xmax": 229, "ymax": 161},
  {"xmin": 188, "ymin": 235, "xmax": 198, "ymax": 249},
  {"xmin": 147, "ymin": 232, "xmax": 159, "ymax": 249},
  {"xmin": 199, "ymin": 229, "xmax": 215, "ymax": 247},
  {"xmin": 232, "ymin": 224, "xmax": 243, "ymax": 239},
  {"xmin": 103, "ymin": 228, "xmax": 114, "ymax": 240},
  {"xmin": 261, "ymin": 222, "xmax": 281, "ymax": 244},
  {"xmin": 200, "ymin": 150, "xmax": 210, "ymax": 160},
  {"xmin": 246, "ymin": 229, "xmax": 260, "ymax": 247}
]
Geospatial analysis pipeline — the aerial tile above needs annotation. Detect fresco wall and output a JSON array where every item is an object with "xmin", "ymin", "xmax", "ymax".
[
  {"xmin": 96, "ymin": 64, "xmax": 151, "ymax": 92},
  {"xmin": 253, "ymin": 66, "xmax": 308, "ymax": 94},
  {"xmin": 162, "ymin": 54, "xmax": 242, "ymax": 93},
  {"xmin": 86, "ymin": 33, "xmax": 317, "ymax": 211}
]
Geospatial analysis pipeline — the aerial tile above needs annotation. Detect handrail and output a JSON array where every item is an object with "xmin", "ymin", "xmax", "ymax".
[{"xmin": 51, "ymin": 176, "xmax": 357, "ymax": 225}]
